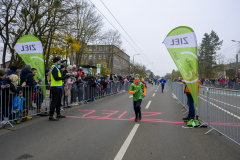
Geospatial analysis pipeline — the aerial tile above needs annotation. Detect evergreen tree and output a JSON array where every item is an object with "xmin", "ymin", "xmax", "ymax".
[{"xmin": 198, "ymin": 30, "xmax": 223, "ymax": 78}]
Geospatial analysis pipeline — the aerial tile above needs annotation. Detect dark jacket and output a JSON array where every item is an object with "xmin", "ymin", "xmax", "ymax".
[
  {"xmin": 88, "ymin": 78, "xmax": 96, "ymax": 87},
  {"xmin": 7, "ymin": 70, "xmax": 17, "ymax": 76},
  {"xmin": 0, "ymin": 77, "xmax": 8, "ymax": 90},
  {"xmin": 52, "ymin": 67, "xmax": 68, "ymax": 81},
  {"xmin": 100, "ymin": 80, "xmax": 108, "ymax": 89},
  {"xmin": 20, "ymin": 68, "xmax": 37, "ymax": 87},
  {"xmin": 62, "ymin": 70, "xmax": 68, "ymax": 77},
  {"xmin": 7, "ymin": 78, "xmax": 23, "ymax": 94},
  {"xmin": 45, "ymin": 75, "xmax": 48, "ymax": 85}
]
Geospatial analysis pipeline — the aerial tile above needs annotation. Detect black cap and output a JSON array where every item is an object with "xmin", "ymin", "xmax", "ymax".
[
  {"xmin": 53, "ymin": 57, "xmax": 60, "ymax": 63},
  {"xmin": 10, "ymin": 66, "xmax": 18, "ymax": 72},
  {"xmin": 60, "ymin": 65, "xmax": 65, "ymax": 69}
]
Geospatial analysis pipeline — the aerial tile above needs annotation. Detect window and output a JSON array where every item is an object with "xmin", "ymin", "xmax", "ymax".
[
  {"xmin": 105, "ymin": 46, "xmax": 108, "ymax": 51},
  {"xmin": 103, "ymin": 54, "xmax": 106, "ymax": 59},
  {"xmin": 84, "ymin": 54, "xmax": 88, "ymax": 59},
  {"xmin": 88, "ymin": 47, "xmax": 92, "ymax": 51},
  {"xmin": 94, "ymin": 54, "xmax": 96, "ymax": 59},
  {"xmin": 89, "ymin": 55, "xmax": 92, "ymax": 59},
  {"xmin": 99, "ymin": 55, "xmax": 102, "ymax": 59},
  {"xmin": 99, "ymin": 47, "xmax": 102, "ymax": 51}
]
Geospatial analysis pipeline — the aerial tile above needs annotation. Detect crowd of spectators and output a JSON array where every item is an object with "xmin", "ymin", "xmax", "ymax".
[
  {"xmin": 201, "ymin": 77, "xmax": 240, "ymax": 89},
  {"xmin": 0, "ymin": 61, "xmax": 134, "ymax": 125}
]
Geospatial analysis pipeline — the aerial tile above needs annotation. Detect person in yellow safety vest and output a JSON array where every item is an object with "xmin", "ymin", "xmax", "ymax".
[
  {"xmin": 49, "ymin": 57, "xmax": 70, "ymax": 121},
  {"xmin": 182, "ymin": 78, "xmax": 200, "ymax": 121}
]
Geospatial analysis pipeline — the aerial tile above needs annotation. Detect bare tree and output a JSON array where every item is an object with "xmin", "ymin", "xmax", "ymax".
[
  {"xmin": 99, "ymin": 29, "xmax": 123, "ymax": 72},
  {"xmin": 71, "ymin": 0, "xmax": 103, "ymax": 65}
]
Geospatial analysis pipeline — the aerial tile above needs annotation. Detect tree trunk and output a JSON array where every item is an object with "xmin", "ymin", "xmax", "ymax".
[{"xmin": 2, "ymin": 43, "xmax": 7, "ymax": 68}]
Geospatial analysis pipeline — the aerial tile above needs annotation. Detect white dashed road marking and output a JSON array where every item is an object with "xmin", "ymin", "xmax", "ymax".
[
  {"xmin": 145, "ymin": 101, "xmax": 152, "ymax": 109},
  {"xmin": 114, "ymin": 124, "xmax": 140, "ymax": 160}
]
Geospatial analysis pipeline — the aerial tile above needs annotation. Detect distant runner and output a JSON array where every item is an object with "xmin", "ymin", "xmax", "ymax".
[{"xmin": 160, "ymin": 77, "xmax": 166, "ymax": 93}]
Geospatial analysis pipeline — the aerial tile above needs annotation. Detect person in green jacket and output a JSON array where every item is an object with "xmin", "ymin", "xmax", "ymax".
[{"xmin": 129, "ymin": 74, "xmax": 146, "ymax": 122}]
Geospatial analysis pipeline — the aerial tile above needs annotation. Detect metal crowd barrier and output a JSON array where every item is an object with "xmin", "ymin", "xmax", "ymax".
[
  {"xmin": 0, "ymin": 82, "xmax": 131, "ymax": 128},
  {"xmin": 203, "ymin": 81, "xmax": 240, "ymax": 90},
  {"xmin": 167, "ymin": 81, "xmax": 240, "ymax": 146},
  {"xmin": 167, "ymin": 81, "xmax": 188, "ymax": 113}
]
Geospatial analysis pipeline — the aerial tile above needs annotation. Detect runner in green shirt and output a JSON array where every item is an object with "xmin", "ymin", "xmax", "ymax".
[{"xmin": 129, "ymin": 74, "xmax": 146, "ymax": 122}]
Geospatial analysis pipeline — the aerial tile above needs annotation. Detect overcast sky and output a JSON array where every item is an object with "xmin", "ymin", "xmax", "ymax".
[
  {"xmin": 1, "ymin": 0, "xmax": 240, "ymax": 76},
  {"xmin": 90, "ymin": 0, "xmax": 240, "ymax": 76}
]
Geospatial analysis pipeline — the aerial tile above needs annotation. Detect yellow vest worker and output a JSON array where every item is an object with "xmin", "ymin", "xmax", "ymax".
[{"xmin": 49, "ymin": 57, "xmax": 69, "ymax": 121}]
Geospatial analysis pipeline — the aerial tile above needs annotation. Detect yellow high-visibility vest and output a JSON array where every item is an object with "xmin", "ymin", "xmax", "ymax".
[{"xmin": 50, "ymin": 65, "xmax": 62, "ymax": 87}]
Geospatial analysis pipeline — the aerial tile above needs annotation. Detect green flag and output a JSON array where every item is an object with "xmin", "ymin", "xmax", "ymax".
[
  {"xmin": 163, "ymin": 26, "xmax": 198, "ymax": 107},
  {"xmin": 14, "ymin": 35, "xmax": 46, "ymax": 96}
]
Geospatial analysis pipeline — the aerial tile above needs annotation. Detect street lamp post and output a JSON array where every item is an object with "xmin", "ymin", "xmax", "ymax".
[
  {"xmin": 133, "ymin": 54, "xmax": 140, "ymax": 75},
  {"xmin": 232, "ymin": 40, "xmax": 240, "ymax": 78}
]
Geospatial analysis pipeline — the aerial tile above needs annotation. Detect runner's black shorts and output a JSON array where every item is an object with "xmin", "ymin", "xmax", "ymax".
[{"xmin": 133, "ymin": 99, "xmax": 142, "ymax": 108}]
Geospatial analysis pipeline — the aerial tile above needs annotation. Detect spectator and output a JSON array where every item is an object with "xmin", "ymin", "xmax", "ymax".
[
  {"xmin": 7, "ymin": 74, "xmax": 26, "ymax": 95},
  {"xmin": 33, "ymin": 78, "xmax": 44, "ymax": 113},
  {"xmin": 72, "ymin": 64, "xmax": 77, "ymax": 75},
  {"xmin": 20, "ymin": 65, "xmax": 37, "ymax": 110},
  {"xmin": 0, "ymin": 70, "xmax": 10, "ymax": 124},
  {"xmin": 7, "ymin": 66, "xmax": 18, "ymax": 76},
  {"xmin": 12, "ymin": 91, "xmax": 25, "ymax": 124},
  {"xmin": 182, "ymin": 79, "xmax": 200, "ymax": 121},
  {"xmin": 64, "ymin": 69, "xmax": 74, "ymax": 107},
  {"xmin": 49, "ymin": 57, "xmax": 70, "ymax": 121},
  {"xmin": 106, "ymin": 76, "xmax": 112, "ymax": 94},
  {"xmin": 112, "ymin": 75, "xmax": 117, "ymax": 93},
  {"xmin": 60, "ymin": 65, "xmax": 67, "ymax": 107},
  {"xmin": 88, "ymin": 75, "xmax": 97, "ymax": 100},
  {"xmin": 101, "ymin": 78, "xmax": 108, "ymax": 96},
  {"xmin": 71, "ymin": 72, "xmax": 79, "ymax": 105},
  {"xmin": 45, "ymin": 69, "xmax": 49, "ymax": 88},
  {"xmin": 7, "ymin": 74, "xmax": 26, "ymax": 120},
  {"xmin": 67, "ymin": 65, "xmax": 73, "ymax": 74},
  {"xmin": 75, "ymin": 75, "xmax": 85, "ymax": 104},
  {"xmin": 78, "ymin": 67, "xmax": 83, "ymax": 77},
  {"xmin": 62, "ymin": 65, "xmax": 68, "ymax": 77}
]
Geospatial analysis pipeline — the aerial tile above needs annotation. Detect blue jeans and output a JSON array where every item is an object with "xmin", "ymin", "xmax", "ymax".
[
  {"xmin": 78, "ymin": 89, "xmax": 83, "ymax": 102},
  {"xmin": 186, "ymin": 93, "xmax": 195, "ymax": 119}
]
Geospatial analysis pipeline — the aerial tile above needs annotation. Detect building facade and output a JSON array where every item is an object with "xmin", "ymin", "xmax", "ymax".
[{"xmin": 82, "ymin": 45, "xmax": 130, "ymax": 75}]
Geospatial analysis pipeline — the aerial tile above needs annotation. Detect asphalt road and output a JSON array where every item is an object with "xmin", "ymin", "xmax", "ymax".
[{"xmin": 0, "ymin": 84, "xmax": 240, "ymax": 160}]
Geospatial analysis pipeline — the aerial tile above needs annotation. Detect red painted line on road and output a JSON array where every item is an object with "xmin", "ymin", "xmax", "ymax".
[
  {"xmin": 73, "ymin": 110, "xmax": 185, "ymax": 123},
  {"xmin": 78, "ymin": 110, "xmax": 95, "ymax": 117},
  {"xmin": 102, "ymin": 110, "xmax": 119, "ymax": 118},
  {"xmin": 66, "ymin": 116, "xmax": 185, "ymax": 124},
  {"xmin": 118, "ymin": 111, "xmax": 127, "ymax": 118},
  {"xmin": 141, "ymin": 112, "xmax": 162, "ymax": 118}
]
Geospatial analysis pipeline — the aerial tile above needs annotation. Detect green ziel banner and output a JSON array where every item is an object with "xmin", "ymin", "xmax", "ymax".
[
  {"xmin": 163, "ymin": 26, "xmax": 198, "ymax": 107},
  {"xmin": 14, "ymin": 35, "xmax": 45, "ymax": 95}
]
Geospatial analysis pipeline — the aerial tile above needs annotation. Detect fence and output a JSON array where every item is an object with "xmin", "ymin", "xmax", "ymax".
[
  {"xmin": 167, "ymin": 81, "xmax": 240, "ymax": 146},
  {"xmin": 167, "ymin": 81, "xmax": 188, "ymax": 113},
  {"xmin": 0, "ymin": 82, "xmax": 131, "ymax": 127},
  {"xmin": 203, "ymin": 81, "xmax": 240, "ymax": 90}
]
